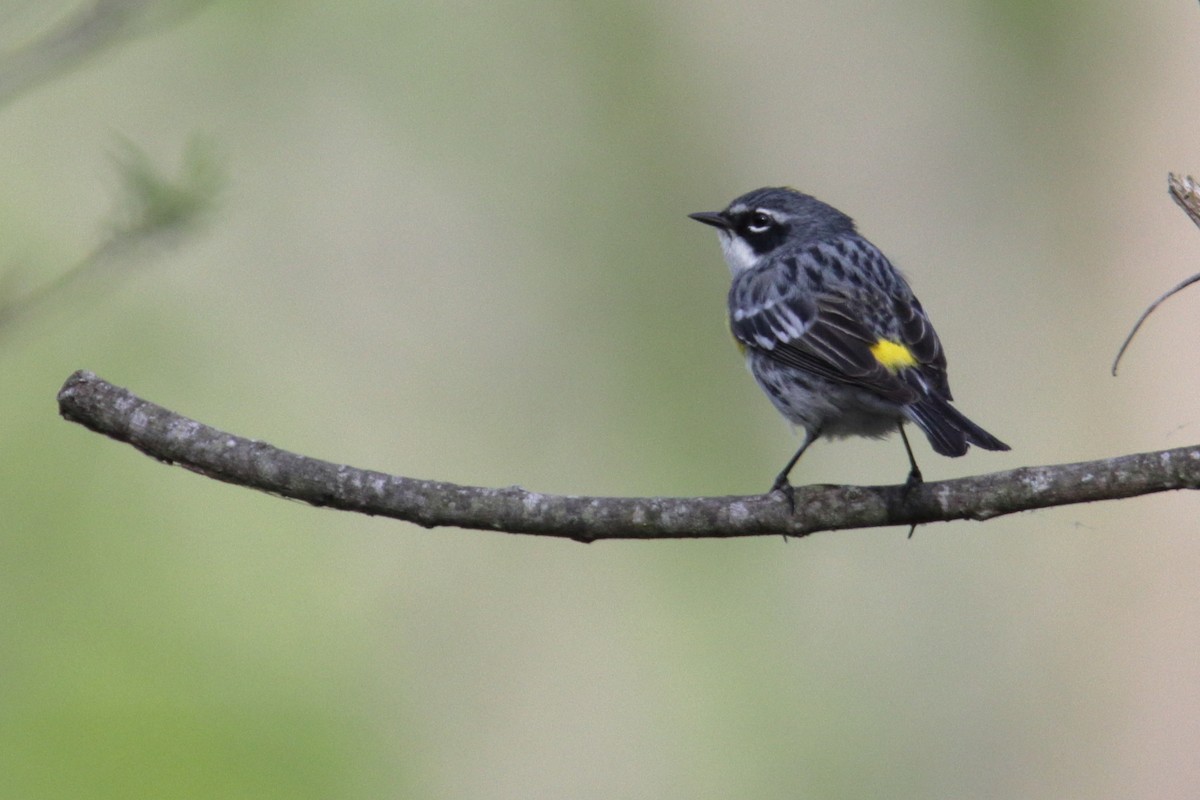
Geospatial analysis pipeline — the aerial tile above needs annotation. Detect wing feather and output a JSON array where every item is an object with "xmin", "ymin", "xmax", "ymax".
[{"xmin": 728, "ymin": 246, "xmax": 948, "ymax": 406}]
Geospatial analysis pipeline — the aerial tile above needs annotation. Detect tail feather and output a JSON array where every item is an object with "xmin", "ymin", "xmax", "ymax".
[{"xmin": 907, "ymin": 394, "xmax": 1009, "ymax": 457}]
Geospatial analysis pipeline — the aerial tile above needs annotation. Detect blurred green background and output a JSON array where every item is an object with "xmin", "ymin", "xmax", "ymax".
[{"xmin": 3, "ymin": 1, "xmax": 1199, "ymax": 797}]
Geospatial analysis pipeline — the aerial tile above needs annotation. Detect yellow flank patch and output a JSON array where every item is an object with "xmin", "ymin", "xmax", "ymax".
[{"xmin": 870, "ymin": 339, "xmax": 917, "ymax": 371}]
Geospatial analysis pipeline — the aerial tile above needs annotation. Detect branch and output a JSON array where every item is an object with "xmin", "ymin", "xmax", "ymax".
[{"xmin": 56, "ymin": 371, "xmax": 1200, "ymax": 541}]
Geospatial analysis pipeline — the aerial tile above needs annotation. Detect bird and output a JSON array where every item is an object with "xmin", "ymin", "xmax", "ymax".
[{"xmin": 690, "ymin": 186, "xmax": 1009, "ymax": 502}]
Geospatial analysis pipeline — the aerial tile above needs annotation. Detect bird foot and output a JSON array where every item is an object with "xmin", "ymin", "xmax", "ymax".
[
  {"xmin": 903, "ymin": 468, "xmax": 923, "ymax": 538},
  {"xmin": 770, "ymin": 478, "xmax": 796, "ymax": 513}
]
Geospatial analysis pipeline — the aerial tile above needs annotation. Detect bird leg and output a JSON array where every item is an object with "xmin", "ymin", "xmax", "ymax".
[
  {"xmin": 898, "ymin": 423, "xmax": 923, "ymax": 491},
  {"xmin": 898, "ymin": 422, "xmax": 922, "ymax": 538},
  {"xmin": 770, "ymin": 428, "xmax": 820, "ymax": 511}
]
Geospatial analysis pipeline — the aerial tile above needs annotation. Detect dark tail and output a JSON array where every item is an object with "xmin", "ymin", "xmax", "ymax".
[{"xmin": 906, "ymin": 394, "xmax": 1010, "ymax": 457}]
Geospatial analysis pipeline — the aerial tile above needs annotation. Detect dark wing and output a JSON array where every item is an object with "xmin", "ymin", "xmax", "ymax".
[
  {"xmin": 729, "ymin": 248, "xmax": 948, "ymax": 405},
  {"xmin": 893, "ymin": 293, "xmax": 950, "ymax": 397}
]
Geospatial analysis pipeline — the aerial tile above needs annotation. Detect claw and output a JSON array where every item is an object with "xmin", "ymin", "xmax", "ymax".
[{"xmin": 770, "ymin": 479, "xmax": 796, "ymax": 513}]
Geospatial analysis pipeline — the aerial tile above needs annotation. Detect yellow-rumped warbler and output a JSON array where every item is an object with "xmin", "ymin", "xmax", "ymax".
[{"xmin": 690, "ymin": 187, "xmax": 1009, "ymax": 498}]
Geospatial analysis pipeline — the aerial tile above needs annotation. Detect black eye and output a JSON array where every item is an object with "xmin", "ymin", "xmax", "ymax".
[{"xmin": 746, "ymin": 211, "xmax": 773, "ymax": 233}]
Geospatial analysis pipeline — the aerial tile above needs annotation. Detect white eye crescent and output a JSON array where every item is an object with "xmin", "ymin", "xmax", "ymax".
[{"xmin": 747, "ymin": 211, "xmax": 774, "ymax": 234}]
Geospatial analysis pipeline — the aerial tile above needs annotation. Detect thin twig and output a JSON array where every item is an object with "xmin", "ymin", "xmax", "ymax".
[
  {"xmin": 57, "ymin": 371, "xmax": 1200, "ymax": 541},
  {"xmin": 1112, "ymin": 173, "xmax": 1200, "ymax": 375}
]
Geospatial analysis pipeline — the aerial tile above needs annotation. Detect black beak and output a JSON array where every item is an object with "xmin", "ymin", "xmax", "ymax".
[{"xmin": 688, "ymin": 211, "xmax": 731, "ymax": 229}]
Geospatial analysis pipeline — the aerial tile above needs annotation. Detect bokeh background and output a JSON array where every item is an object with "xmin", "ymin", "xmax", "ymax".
[{"xmin": 3, "ymin": 1, "xmax": 1199, "ymax": 797}]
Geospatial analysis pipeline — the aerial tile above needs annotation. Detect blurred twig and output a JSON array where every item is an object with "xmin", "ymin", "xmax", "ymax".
[
  {"xmin": 0, "ymin": 137, "xmax": 221, "ymax": 335},
  {"xmin": 1112, "ymin": 173, "xmax": 1200, "ymax": 375},
  {"xmin": 0, "ymin": 0, "xmax": 220, "ymax": 337},
  {"xmin": 0, "ymin": 0, "xmax": 211, "ymax": 107},
  {"xmin": 57, "ymin": 371, "xmax": 1200, "ymax": 541}
]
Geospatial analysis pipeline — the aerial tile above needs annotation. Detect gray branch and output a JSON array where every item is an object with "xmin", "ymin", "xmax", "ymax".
[{"xmin": 56, "ymin": 370, "xmax": 1200, "ymax": 541}]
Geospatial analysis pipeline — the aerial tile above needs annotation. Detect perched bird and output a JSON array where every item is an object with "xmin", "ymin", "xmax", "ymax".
[{"xmin": 690, "ymin": 187, "xmax": 1008, "ymax": 500}]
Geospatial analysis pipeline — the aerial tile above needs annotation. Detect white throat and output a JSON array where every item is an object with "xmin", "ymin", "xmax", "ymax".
[{"xmin": 718, "ymin": 231, "xmax": 762, "ymax": 274}]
